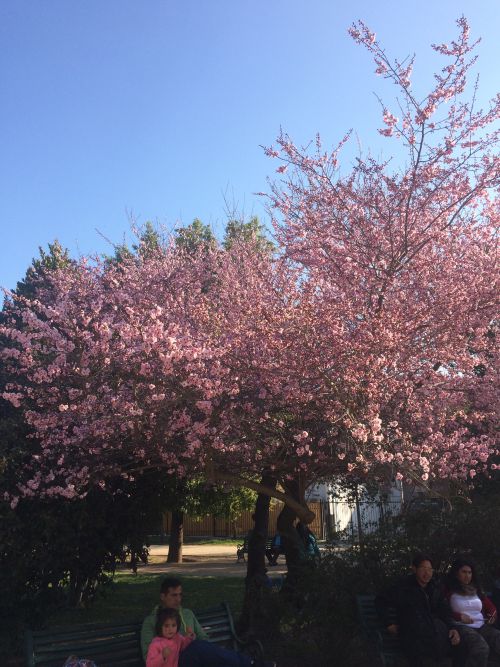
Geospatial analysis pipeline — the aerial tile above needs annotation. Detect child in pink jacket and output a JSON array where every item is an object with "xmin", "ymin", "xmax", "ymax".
[{"xmin": 146, "ymin": 607, "xmax": 194, "ymax": 667}]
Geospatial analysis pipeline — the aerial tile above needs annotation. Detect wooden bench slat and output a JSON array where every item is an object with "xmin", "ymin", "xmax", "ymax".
[{"xmin": 25, "ymin": 602, "xmax": 262, "ymax": 667}]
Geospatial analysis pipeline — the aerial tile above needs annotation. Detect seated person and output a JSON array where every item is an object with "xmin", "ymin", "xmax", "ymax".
[
  {"xmin": 141, "ymin": 576, "xmax": 276, "ymax": 667},
  {"xmin": 146, "ymin": 607, "xmax": 193, "ymax": 667},
  {"xmin": 375, "ymin": 553, "xmax": 462, "ymax": 667},
  {"xmin": 445, "ymin": 556, "xmax": 500, "ymax": 666},
  {"xmin": 266, "ymin": 533, "xmax": 282, "ymax": 566}
]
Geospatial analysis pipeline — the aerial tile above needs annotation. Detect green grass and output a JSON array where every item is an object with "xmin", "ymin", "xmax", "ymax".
[
  {"xmin": 48, "ymin": 574, "xmax": 245, "ymax": 628},
  {"xmin": 149, "ymin": 537, "xmax": 241, "ymax": 546}
]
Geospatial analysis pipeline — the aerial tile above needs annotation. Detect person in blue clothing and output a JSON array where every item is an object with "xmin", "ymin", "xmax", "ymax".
[{"xmin": 295, "ymin": 522, "xmax": 320, "ymax": 562}]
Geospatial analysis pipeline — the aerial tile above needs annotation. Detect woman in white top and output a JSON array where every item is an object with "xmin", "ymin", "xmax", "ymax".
[{"xmin": 446, "ymin": 556, "xmax": 500, "ymax": 666}]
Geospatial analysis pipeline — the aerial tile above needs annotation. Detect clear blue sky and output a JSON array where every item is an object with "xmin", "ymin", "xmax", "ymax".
[{"xmin": 1, "ymin": 0, "xmax": 498, "ymax": 296}]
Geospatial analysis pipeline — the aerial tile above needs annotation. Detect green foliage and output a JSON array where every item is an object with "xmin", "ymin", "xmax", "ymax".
[
  {"xmin": 14, "ymin": 240, "xmax": 72, "ymax": 298},
  {"xmin": 254, "ymin": 558, "xmax": 369, "ymax": 667},
  {"xmin": 160, "ymin": 477, "xmax": 256, "ymax": 523},
  {"xmin": 0, "ymin": 471, "xmax": 170, "ymax": 651},
  {"xmin": 104, "ymin": 221, "xmax": 165, "ymax": 266},
  {"xmin": 254, "ymin": 494, "xmax": 500, "ymax": 667},
  {"xmin": 111, "ymin": 242, "xmax": 135, "ymax": 264},
  {"xmin": 223, "ymin": 216, "xmax": 274, "ymax": 253},
  {"xmin": 133, "ymin": 221, "xmax": 163, "ymax": 258},
  {"xmin": 182, "ymin": 480, "xmax": 256, "ymax": 520},
  {"xmin": 175, "ymin": 218, "xmax": 216, "ymax": 254}
]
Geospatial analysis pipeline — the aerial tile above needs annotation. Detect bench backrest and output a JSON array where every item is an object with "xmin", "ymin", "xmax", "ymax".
[
  {"xmin": 196, "ymin": 602, "xmax": 238, "ymax": 651},
  {"xmin": 356, "ymin": 594, "xmax": 401, "ymax": 666},
  {"xmin": 25, "ymin": 603, "xmax": 237, "ymax": 667},
  {"xmin": 24, "ymin": 620, "xmax": 142, "ymax": 667}
]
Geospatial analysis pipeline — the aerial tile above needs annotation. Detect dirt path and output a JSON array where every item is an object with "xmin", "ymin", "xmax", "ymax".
[{"xmin": 126, "ymin": 543, "xmax": 288, "ymax": 578}]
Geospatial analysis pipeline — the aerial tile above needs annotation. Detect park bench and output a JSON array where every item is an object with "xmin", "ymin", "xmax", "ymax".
[
  {"xmin": 357, "ymin": 593, "xmax": 402, "ymax": 667},
  {"xmin": 236, "ymin": 536, "xmax": 282, "ymax": 564},
  {"xmin": 24, "ymin": 601, "xmax": 263, "ymax": 667},
  {"xmin": 357, "ymin": 593, "xmax": 499, "ymax": 667}
]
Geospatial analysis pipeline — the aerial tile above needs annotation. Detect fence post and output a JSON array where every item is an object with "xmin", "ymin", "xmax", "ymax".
[{"xmin": 354, "ymin": 485, "xmax": 363, "ymax": 547}]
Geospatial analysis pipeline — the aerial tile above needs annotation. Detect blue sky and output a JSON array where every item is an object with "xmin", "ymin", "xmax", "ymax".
[{"xmin": 1, "ymin": 0, "xmax": 499, "ymax": 296}]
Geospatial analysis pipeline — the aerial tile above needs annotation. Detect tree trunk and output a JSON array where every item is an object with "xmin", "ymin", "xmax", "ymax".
[
  {"xmin": 167, "ymin": 510, "xmax": 184, "ymax": 563},
  {"xmin": 277, "ymin": 479, "xmax": 309, "ymax": 589},
  {"xmin": 239, "ymin": 473, "xmax": 276, "ymax": 633}
]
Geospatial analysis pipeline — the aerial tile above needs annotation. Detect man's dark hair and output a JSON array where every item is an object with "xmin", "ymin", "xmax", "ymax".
[
  {"xmin": 155, "ymin": 607, "xmax": 181, "ymax": 637},
  {"xmin": 412, "ymin": 553, "xmax": 434, "ymax": 568},
  {"xmin": 160, "ymin": 577, "xmax": 182, "ymax": 593}
]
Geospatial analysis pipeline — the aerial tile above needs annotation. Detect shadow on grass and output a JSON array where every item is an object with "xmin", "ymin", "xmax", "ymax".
[{"xmin": 48, "ymin": 574, "xmax": 246, "ymax": 627}]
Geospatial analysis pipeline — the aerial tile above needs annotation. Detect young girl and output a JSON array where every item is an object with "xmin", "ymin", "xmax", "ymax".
[{"xmin": 146, "ymin": 607, "xmax": 194, "ymax": 667}]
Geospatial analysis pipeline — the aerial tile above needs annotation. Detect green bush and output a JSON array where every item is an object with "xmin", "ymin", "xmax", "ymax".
[
  {"xmin": 254, "ymin": 491, "xmax": 500, "ymax": 667},
  {"xmin": 0, "ymin": 472, "xmax": 167, "ymax": 656}
]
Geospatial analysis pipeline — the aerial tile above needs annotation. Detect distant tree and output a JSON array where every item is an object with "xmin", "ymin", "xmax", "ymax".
[
  {"xmin": 163, "ymin": 478, "xmax": 256, "ymax": 563},
  {"xmin": 14, "ymin": 240, "xmax": 72, "ymax": 299},
  {"xmin": 223, "ymin": 216, "xmax": 274, "ymax": 253},
  {"xmin": 133, "ymin": 221, "xmax": 163, "ymax": 258},
  {"xmin": 175, "ymin": 218, "xmax": 216, "ymax": 254},
  {"xmin": 104, "ymin": 221, "xmax": 164, "ymax": 267}
]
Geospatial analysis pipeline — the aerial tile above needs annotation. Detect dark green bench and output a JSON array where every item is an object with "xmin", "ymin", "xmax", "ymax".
[
  {"xmin": 24, "ymin": 602, "xmax": 263, "ymax": 667},
  {"xmin": 357, "ymin": 593, "xmax": 402, "ymax": 667}
]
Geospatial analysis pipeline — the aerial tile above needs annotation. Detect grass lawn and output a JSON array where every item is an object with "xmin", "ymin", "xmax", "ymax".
[
  {"xmin": 149, "ymin": 537, "xmax": 241, "ymax": 546},
  {"xmin": 48, "ymin": 573, "xmax": 246, "ymax": 628}
]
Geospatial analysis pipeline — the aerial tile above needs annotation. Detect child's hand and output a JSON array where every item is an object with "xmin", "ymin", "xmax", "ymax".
[
  {"xmin": 162, "ymin": 646, "xmax": 172, "ymax": 659},
  {"xmin": 186, "ymin": 626, "xmax": 196, "ymax": 639}
]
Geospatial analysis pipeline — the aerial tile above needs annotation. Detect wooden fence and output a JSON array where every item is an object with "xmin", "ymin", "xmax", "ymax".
[{"xmin": 160, "ymin": 501, "xmax": 326, "ymax": 539}]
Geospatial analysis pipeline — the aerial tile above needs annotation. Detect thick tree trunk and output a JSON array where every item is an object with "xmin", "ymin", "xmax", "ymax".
[
  {"xmin": 239, "ymin": 473, "xmax": 276, "ymax": 633},
  {"xmin": 167, "ymin": 510, "xmax": 184, "ymax": 563},
  {"xmin": 277, "ymin": 479, "xmax": 309, "ymax": 589}
]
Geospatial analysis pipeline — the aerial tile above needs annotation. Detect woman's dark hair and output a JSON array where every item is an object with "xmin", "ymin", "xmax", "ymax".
[
  {"xmin": 155, "ymin": 607, "xmax": 181, "ymax": 637},
  {"xmin": 447, "ymin": 556, "xmax": 484, "ymax": 597}
]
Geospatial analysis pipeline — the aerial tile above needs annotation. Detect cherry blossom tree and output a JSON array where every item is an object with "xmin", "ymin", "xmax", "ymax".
[
  {"xmin": 1, "ymin": 18, "xmax": 498, "ymax": 522},
  {"xmin": 262, "ymin": 16, "xmax": 499, "ymax": 488}
]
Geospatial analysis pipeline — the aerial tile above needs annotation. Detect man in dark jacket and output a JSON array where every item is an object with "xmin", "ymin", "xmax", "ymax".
[{"xmin": 376, "ymin": 554, "xmax": 462, "ymax": 667}]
